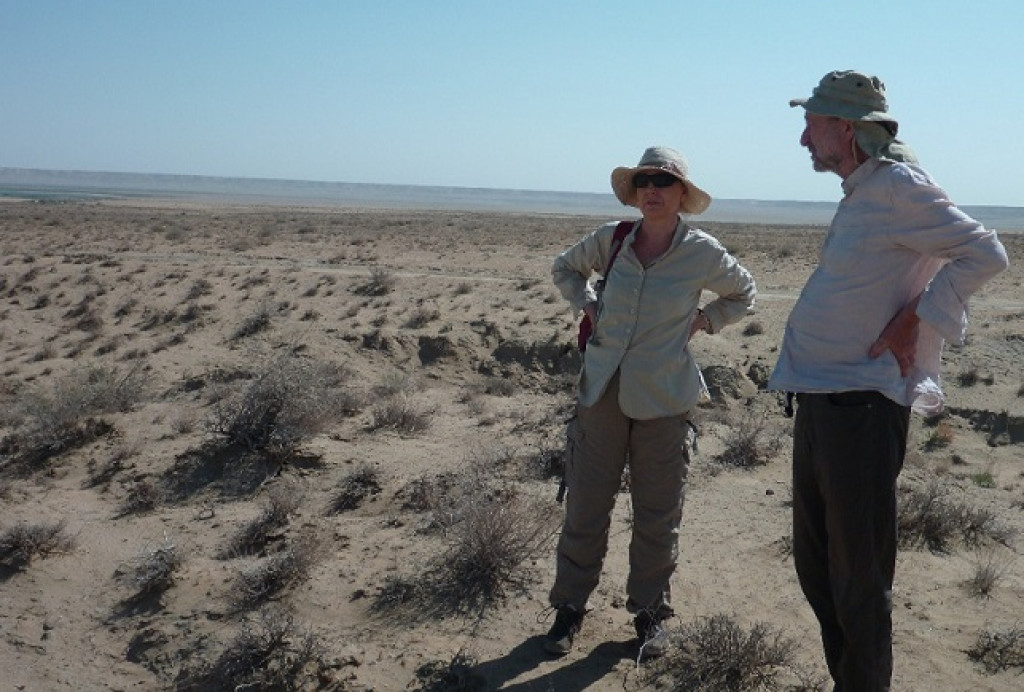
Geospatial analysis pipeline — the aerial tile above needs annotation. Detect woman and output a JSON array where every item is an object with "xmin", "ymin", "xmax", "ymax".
[{"xmin": 544, "ymin": 146, "xmax": 756, "ymax": 659}]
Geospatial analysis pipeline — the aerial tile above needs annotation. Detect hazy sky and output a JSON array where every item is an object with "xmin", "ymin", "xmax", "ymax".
[{"xmin": 3, "ymin": 1, "xmax": 1022, "ymax": 206}]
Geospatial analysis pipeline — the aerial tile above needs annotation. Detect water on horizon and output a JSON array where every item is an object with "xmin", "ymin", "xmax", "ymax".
[{"xmin": 3, "ymin": 168, "xmax": 1023, "ymax": 231}]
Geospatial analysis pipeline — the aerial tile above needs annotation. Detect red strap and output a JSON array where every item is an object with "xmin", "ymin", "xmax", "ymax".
[
  {"xmin": 577, "ymin": 220, "xmax": 634, "ymax": 352},
  {"xmin": 603, "ymin": 220, "xmax": 633, "ymax": 277}
]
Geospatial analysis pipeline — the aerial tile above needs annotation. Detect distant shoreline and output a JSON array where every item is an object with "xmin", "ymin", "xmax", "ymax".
[{"xmin": 3, "ymin": 167, "xmax": 1023, "ymax": 230}]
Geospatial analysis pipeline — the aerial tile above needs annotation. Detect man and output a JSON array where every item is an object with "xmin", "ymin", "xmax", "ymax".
[{"xmin": 768, "ymin": 70, "xmax": 1008, "ymax": 690}]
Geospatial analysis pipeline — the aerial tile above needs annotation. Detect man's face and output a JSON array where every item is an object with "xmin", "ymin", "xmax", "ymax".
[{"xmin": 800, "ymin": 113, "xmax": 849, "ymax": 175}]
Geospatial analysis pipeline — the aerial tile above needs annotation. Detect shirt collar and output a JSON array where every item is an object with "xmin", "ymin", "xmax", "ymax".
[{"xmin": 841, "ymin": 157, "xmax": 883, "ymax": 197}]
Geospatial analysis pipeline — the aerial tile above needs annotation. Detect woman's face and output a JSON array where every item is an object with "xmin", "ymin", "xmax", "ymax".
[{"xmin": 634, "ymin": 171, "xmax": 686, "ymax": 218}]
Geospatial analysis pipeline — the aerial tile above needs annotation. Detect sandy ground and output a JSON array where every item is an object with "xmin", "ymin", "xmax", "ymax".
[{"xmin": 0, "ymin": 199, "xmax": 1022, "ymax": 691}]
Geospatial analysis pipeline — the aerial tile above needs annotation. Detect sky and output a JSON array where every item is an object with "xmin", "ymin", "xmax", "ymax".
[{"xmin": 2, "ymin": 1, "xmax": 1022, "ymax": 207}]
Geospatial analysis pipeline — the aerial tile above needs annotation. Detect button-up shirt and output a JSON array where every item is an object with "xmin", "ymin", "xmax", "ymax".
[
  {"xmin": 553, "ymin": 218, "xmax": 757, "ymax": 419},
  {"xmin": 768, "ymin": 158, "xmax": 1009, "ymax": 413}
]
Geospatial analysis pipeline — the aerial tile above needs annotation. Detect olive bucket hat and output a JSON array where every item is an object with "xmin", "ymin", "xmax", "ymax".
[
  {"xmin": 611, "ymin": 146, "xmax": 711, "ymax": 215},
  {"xmin": 790, "ymin": 70, "xmax": 898, "ymax": 129},
  {"xmin": 791, "ymin": 70, "xmax": 918, "ymax": 164}
]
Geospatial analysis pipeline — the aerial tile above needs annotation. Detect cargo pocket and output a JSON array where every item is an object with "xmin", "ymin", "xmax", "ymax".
[{"xmin": 557, "ymin": 413, "xmax": 583, "ymax": 503}]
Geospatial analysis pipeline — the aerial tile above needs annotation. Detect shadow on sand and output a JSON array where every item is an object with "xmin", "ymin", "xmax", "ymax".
[{"xmin": 474, "ymin": 636, "xmax": 639, "ymax": 691}]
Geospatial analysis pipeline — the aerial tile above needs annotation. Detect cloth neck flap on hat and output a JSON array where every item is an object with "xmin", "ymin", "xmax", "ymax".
[{"xmin": 852, "ymin": 121, "xmax": 918, "ymax": 165}]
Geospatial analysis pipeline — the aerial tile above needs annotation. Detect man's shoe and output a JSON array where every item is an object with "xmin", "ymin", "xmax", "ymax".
[
  {"xmin": 543, "ymin": 605, "xmax": 583, "ymax": 655},
  {"xmin": 634, "ymin": 610, "xmax": 669, "ymax": 660}
]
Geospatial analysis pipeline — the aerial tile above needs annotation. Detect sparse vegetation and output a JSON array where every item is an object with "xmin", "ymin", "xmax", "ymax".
[
  {"xmin": 230, "ymin": 301, "xmax": 273, "ymax": 340},
  {"xmin": 330, "ymin": 464, "xmax": 382, "ymax": 513},
  {"xmin": 967, "ymin": 624, "xmax": 1024, "ymax": 673},
  {"xmin": 965, "ymin": 550, "xmax": 1011, "ymax": 598},
  {"xmin": 207, "ymin": 354, "xmax": 357, "ymax": 455},
  {"xmin": 713, "ymin": 409, "xmax": 783, "ymax": 469},
  {"xmin": 0, "ymin": 205, "xmax": 1019, "ymax": 690},
  {"xmin": 1, "ymin": 364, "xmax": 147, "ymax": 470},
  {"xmin": 0, "ymin": 519, "xmax": 76, "ymax": 569},
  {"xmin": 742, "ymin": 320, "xmax": 765, "ymax": 337},
  {"xmin": 115, "ymin": 534, "xmax": 182, "ymax": 596},
  {"xmin": 923, "ymin": 417, "xmax": 955, "ymax": 451},
  {"xmin": 221, "ymin": 482, "xmax": 303, "ymax": 558},
  {"xmin": 356, "ymin": 266, "xmax": 397, "ymax": 296},
  {"xmin": 180, "ymin": 607, "xmax": 335, "ymax": 690},
  {"xmin": 410, "ymin": 651, "xmax": 487, "ymax": 692},
  {"xmin": 231, "ymin": 534, "xmax": 319, "ymax": 609},
  {"xmin": 370, "ymin": 395, "xmax": 433, "ymax": 434},
  {"xmin": 898, "ymin": 481, "xmax": 1014, "ymax": 552},
  {"xmin": 646, "ymin": 613, "xmax": 804, "ymax": 691}
]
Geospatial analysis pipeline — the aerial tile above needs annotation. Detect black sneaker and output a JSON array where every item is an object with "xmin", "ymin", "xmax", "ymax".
[
  {"xmin": 543, "ymin": 605, "xmax": 583, "ymax": 655},
  {"xmin": 634, "ymin": 610, "xmax": 669, "ymax": 660}
]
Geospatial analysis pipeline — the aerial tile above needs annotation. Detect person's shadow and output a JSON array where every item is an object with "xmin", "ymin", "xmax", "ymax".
[{"xmin": 473, "ymin": 635, "xmax": 637, "ymax": 691}]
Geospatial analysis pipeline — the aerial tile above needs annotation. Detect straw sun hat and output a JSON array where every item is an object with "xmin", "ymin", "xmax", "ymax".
[{"xmin": 611, "ymin": 146, "xmax": 711, "ymax": 215}]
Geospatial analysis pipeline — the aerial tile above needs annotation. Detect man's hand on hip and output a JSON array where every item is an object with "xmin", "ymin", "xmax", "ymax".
[{"xmin": 868, "ymin": 295, "xmax": 922, "ymax": 377}]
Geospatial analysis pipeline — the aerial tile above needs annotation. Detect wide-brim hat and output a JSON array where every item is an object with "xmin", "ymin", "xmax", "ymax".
[
  {"xmin": 611, "ymin": 146, "xmax": 711, "ymax": 215},
  {"xmin": 790, "ymin": 70, "xmax": 898, "ymax": 131}
]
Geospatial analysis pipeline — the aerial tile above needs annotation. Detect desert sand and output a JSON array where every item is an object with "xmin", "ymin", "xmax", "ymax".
[{"xmin": 1, "ymin": 199, "xmax": 1021, "ymax": 691}]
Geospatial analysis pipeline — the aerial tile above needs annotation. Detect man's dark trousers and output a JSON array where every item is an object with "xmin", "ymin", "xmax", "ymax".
[{"xmin": 792, "ymin": 391, "xmax": 910, "ymax": 692}]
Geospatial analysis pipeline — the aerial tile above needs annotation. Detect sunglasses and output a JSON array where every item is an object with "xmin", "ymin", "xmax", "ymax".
[{"xmin": 632, "ymin": 172, "xmax": 680, "ymax": 189}]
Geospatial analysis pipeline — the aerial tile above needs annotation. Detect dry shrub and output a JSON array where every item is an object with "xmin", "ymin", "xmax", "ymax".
[
  {"xmin": 923, "ymin": 418, "xmax": 955, "ymax": 451},
  {"xmin": 180, "ymin": 607, "xmax": 336, "ymax": 691},
  {"xmin": 208, "ymin": 354, "xmax": 358, "ymax": 455},
  {"xmin": 713, "ymin": 409, "xmax": 783, "ymax": 469},
  {"xmin": 0, "ymin": 519, "xmax": 76, "ymax": 569},
  {"xmin": 329, "ymin": 464, "xmax": 382, "ymax": 513},
  {"xmin": 115, "ymin": 534, "xmax": 182, "ymax": 596},
  {"xmin": 647, "ymin": 614, "xmax": 801, "ymax": 691},
  {"xmin": 968, "ymin": 625, "xmax": 1024, "ymax": 673},
  {"xmin": 898, "ymin": 481, "xmax": 1014, "ymax": 553},
  {"xmin": 397, "ymin": 472, "xmax": 458, "ymax": 514},
  {"xmin": 231, "ymin": 534, "xmax": 318, "ymax": 609},
  {"xmin": 373, "ymin": 370, "xmax": 422, "ymax": 398},
  {"xmin": 369, "ymin": 395, "xmax": 432, "ymax": 434},
  {"xmin": 404, "ymin": 305, "xmax": 441, "ymax": 328},
  {"xmin": 430, "ymin": 485, "xmax": 558, "ymax": 608},
  {"xmin": 411, "ymin": 651, "xmax": 487, "ymax": 692},
  {"xmin": 741, "ymin": 321, "xmax": 765, "ymax": 337},
  {"xmin": 117, "ymin": 478, "xmax": 164, "ymax": 516},
  {"xmin": 230, "ymin": 301, "xmax": 273, "ymax": 340},
  {"xmin": 966, "ymin": 550, "xmax": 1013, "ymax": 599},
  {"xmin": 221, "ymin": 482, "xmax": 303, "ymax": 558},
  {"xmin": 373, "ymin": 482, "xmax": 558, "ymax": 616},
  {"xmin": 2, "ymin": 364, "xmax": 147, "ymax": 472},
  {"xmin": 356, "ymin": 266, "xmax": 397, "ymax": 296}
]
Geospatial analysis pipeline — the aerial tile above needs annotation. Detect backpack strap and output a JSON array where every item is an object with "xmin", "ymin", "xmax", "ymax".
[
  {"xmin": 603, "ymin": 220, "xmax": 634, "ymax": 277},
  {"xmin": 577, "ymin": 220, "xmax": 635, "ymax": 353}
]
